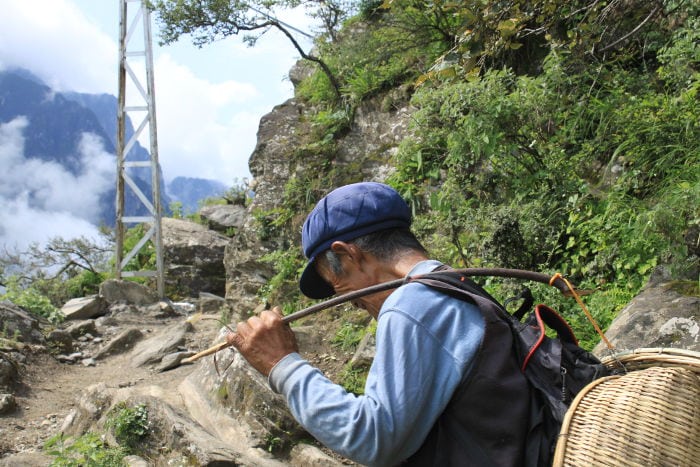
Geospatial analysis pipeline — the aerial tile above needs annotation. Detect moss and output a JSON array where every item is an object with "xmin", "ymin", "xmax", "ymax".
[
  {"xmin": 664, "ymin": 280, "xmax": 700, "ymax": 297},
  {"xmin": 214, "ymin": 383, "xmax": 229, "ymax": 402}
]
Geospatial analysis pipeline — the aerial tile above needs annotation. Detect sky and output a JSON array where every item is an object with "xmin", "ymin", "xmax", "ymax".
[{"xmin": 0, "ymin": 0, "xmax": 316, "ymax": 252}]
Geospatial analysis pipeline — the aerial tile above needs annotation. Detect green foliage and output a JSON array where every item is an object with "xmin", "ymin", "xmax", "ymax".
[
  {"xmin": 264, "ymin": 434, "xmax": 284, "ymax": 453},
  {"xmin": 258, "ymin": 249, "xmax": 306, "ymax": 314},
  {"xmin": 331, "ymin": 322, "xmax": 366, "ymax": 351},
  {"xmin": 338, "ymin": 363, "xmax": 368, "ymax": 395},
  {"xmin": 121, "ymin": 224, "xmax": 157, "ymax": 273},
  {"xmin": 221, "ymin": 178, "xmax": 252, "ymax": 207},
  {"xmin": 44, "ymin": 432, "xmax": 128, "ymax": 467},
  {"xmin": 64, "ymin": 270, "xmax": 107, "ymax": 299},
  {"xmin": 158, "ymin": 0, "xmax": 697, "ymax": 353},
  {"xmin": 296, "ymin": 69, "xmax": 339, "ymax": 105},
  {"xmin": 105, "ymin": 402, "xmax": 151, "ymax": 451},
  {"xmin": 169, "ymin": 201, "xmax": 184, "ymax": 219},
  {"xmin": 1, "ymin": 233, "xmax": 113, "ymax": 307},
  {"xmin": 1, "ymin": 277, "xmax": 63, "ymax": 324}
]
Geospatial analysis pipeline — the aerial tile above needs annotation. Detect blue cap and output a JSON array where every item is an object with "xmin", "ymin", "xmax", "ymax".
[{"xmin": 299, "ymin": 182, "xmax": 412, "ymax": 299}]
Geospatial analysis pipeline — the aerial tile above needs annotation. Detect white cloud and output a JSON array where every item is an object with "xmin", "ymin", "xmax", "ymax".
[
  {"xmin": 152, "ymin": 53, "xmax": 261, "ymax": 184},
  {"xmin": 0, "ymin": 0, "xmax": 314, "ymax": 190},
  {"xmin": 0, "ymin": 118, "xmax": 113, "ymax": 252},
  {"xmin": 0, "ymin": 0, "xmax": 116, "ymax": 93}
]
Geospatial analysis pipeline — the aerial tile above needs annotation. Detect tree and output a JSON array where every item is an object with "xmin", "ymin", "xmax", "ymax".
[
  {"xmin": 0, "ymin": 231, "xmax": 114, "ymax": 305},
  {"xmin": 150, "ymin": 0, "xmax": 351, "ymax": 99}
]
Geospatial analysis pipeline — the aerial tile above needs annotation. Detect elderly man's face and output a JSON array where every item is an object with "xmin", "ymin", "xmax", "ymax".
[{"xmin": 315, "ymin": 247, "xmax": 385, "ymax": 318}]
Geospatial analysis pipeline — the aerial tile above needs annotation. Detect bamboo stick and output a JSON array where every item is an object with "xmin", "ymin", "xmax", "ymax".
[{"xmin": 180, "ymin": 268, "xmax": 578, "ymax": 364}]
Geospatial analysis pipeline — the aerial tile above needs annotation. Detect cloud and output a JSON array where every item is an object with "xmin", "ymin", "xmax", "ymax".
[
  {"xmin": 0, "ymin": 0, "xmax": 116, "ymax": 93},
  {"xmin": 153, "ymin": 54, "xmax": 261, "ymax": 184},
  {"xmin": 0, "ymin": 0, "xmax": 312, "ymax": 189},
  {"xmin": 0, "ymin": 118, "xmax": 113, "ymax": 252}
]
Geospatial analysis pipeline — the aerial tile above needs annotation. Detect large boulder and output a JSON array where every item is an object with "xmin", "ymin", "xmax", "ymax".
[
  {"xmin": 99, "ymin": 279, "xmax": 160, "ymax": 306},
  {"xmin": 61, "ymin": 383, "xmax": 287, "ymax": 466},
  {"xmin": 129, "ymin": 321, "xmax": 193, "ymax": 368},
  {"xmin": 60, "ymin": 295, "xmax": 106, "ymax": 320},
  {"xmin": 199, "ymin": 204, "xmax": 247, "ymax": 234},
  {"xmin": 162, "ymin": 218, "xmax": 229, "ymax": 297},
  {"xmin": 594, "ymin": 272, "xmax": 700, "ymax": 355},
  {"xmin": 0, "ymin": 300, "xmax": 44, "ymax": 344}
]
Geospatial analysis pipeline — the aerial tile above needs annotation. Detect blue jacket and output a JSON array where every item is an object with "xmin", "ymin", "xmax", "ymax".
[{"xmin": 269, "ymin": 260, "xmax": 485, "ymax": 465}]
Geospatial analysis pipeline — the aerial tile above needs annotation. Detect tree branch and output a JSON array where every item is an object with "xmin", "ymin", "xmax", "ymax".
[{"xmin": 596, "ymin": 5, "xmax": 661, "ymax": 53}]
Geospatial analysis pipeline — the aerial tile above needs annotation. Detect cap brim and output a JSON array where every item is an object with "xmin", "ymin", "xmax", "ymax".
[{"xmin": 299, "ymin": 257, "xmax": 335, "ymax": 299}]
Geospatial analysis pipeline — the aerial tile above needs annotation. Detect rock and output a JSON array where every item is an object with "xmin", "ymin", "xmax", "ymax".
[
  {"xmin": 123, "ymin": 455, "xmax": 150, "ymax": 467},
  {"xmin": 105, "ymin": 303, "xmax": 137, "ymax": 317},
  {"xmin": 0, "ymin": 451, "xmax": 52, "ymax": 466},
  {"xmin": 99, "ymin": 279, "xmax": 160, "ymax": 306},
  {"xmin": 0, "ymin": 300, "xmax": 45, "ymax": 344},
  {"xmin": 56, "ymin": 354, "xmax": 77, "ymax": 364},
  {"xmin": 129, "ymin": 321, "xmax": 193, "ymax": 367},
  {"xmin": 198, "ymin": 292, "xmax": 230, "ymax": 315},
  {"xmin": 594, "ymin": 277, "xmax": 700, "ymax": 355},
  {"xmin": 199, "ymin": 204, "xmax": 247, "ymax": 233},
  {"xmin": 156, "ymin": 351, "xmax": 196, "ymax": 372},
  {"xmin": 290, "ymin": 443, "xmax": 344, "ymax": 466},
  {"xmin": 141, "ymin": 300, "xmax": 178, "ymax": 319},
  {"xmin": 289, "ymin": 58, "xmax": 315, "ymax": 87},
  {"xmin": 81, "ymin": 358, "xmax": 97, "ymax": 367},
  {"xmin": 46, "ymin": 329, "xmax": 74, "ymax": 353},
  {"xmin": 94, "ymin": 328, "xmax": 144, "ymax": 360},
  {"xmin": 350, "ymin": 332, "xmax": 376, "ymax": 368},
  {"xmin": 0, "ymin": 354, "xmax": 18, "ymax": 388},
  {"xmin": 161, "ymin": 217, "xmax": 230, "ymax": 297},
  {"xmin": 65, "ymin": 320, "xmax": 99, "ymax": 339},
  {"xmin": 0, "ymin": 393, "xmax": 16, "ymax": 414},
  {"xmin": 60, "ymin": 295, "xmax": 106, "ymax": 320},
  {"xmin": 61, "ymin": 385, "xmax": 285, "ymax": 466},
  {"xmin": 171, "ymin": 301, "xmax": 197, "ymax": 315},
  {"xmin": 179, "ymin": 331, "xmax": 305, "ymax": 455},
  {"xmin": 60, "ymin": 382, "xmax": 112, "ymax": 437}
]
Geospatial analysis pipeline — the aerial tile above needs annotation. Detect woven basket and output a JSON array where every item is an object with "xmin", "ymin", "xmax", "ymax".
[{"xmin": 553, "ymin": 348, "xmax": 700, "ymax": 466}]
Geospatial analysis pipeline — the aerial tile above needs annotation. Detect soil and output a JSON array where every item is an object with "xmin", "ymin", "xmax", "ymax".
[
  {"xmin": 0, "ymin": 314, "xmax": 211, "ymax": 461},
  {"xmin": 0, "ymin": 305, "xmax": 364, "ymax": 464}
]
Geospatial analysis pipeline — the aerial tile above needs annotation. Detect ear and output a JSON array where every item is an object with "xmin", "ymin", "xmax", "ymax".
[{"xmin": 329, "ymin": 241, "xmax": 364, "ymax": 265}]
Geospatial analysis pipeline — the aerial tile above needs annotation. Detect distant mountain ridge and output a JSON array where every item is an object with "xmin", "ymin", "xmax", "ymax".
[
  {"xmin": 0, "ymin": 68, "xmax": 227, "ymax": 227},
  {"xmin": 167, "ymin": 176, "xmax": 227, "ymax": 214}
]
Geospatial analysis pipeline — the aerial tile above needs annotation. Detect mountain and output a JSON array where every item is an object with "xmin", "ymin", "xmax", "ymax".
[
  {"xmin": 0, "ymin": 68, "xmax": 180, "ymax": 228},
  {"xmin": 167, "ymin": 177, "xmax": 227, "ymax": 214},
  {"xmin": 0, "ymin": 70, "xmax": 114, "ymax": 174}
]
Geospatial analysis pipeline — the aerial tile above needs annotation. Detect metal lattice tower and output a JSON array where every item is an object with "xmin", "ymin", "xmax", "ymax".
[{"xmin": 115, "ymin": 0, "xmax": 164, "ymax": 297}]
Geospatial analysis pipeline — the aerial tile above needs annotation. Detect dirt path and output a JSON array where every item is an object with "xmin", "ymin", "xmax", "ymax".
[{"xmin": 0, "ymin": 314, "xmax": 220, "ymax": 461}]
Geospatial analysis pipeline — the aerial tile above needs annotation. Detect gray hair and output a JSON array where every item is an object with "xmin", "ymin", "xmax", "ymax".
[{"xmin": 320, "ymin": 228, "xmax": 426, "ymax": 276}]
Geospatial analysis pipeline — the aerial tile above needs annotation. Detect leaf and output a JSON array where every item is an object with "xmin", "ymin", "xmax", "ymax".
[{"xmin": 497, "ymin": 18, "xmax": 520, "ymax": 39}]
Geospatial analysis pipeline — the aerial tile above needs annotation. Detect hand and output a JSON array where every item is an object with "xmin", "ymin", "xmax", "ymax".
[{"xmin": 226, "ymin": 306, "xmax": 299, "ymax": 376}]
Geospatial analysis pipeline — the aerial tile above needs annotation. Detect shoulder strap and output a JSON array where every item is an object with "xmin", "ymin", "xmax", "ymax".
[{"xmin": 410, "ymin": 266, "xmax": 508, "ymax": 313}]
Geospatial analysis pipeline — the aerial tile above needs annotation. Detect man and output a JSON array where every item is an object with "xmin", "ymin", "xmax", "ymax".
[{"xmin": 227, "ymin": 182, "xmax": 531, "ymax": 466}]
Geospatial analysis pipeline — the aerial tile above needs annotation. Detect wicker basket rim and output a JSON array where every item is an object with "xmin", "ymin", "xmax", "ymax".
[
  {"xmin": 600, "ymin": 347, "xmax": 700, "ymax": 373},
  {"xmin": 553, "ymin": 348, "xmax": 700, "ymax": 466}
]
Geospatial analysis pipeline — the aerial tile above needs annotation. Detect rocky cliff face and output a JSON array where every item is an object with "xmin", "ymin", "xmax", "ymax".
[{"xmin": 224, "ymin": 64, "xmax": 414, "ymax": 313}]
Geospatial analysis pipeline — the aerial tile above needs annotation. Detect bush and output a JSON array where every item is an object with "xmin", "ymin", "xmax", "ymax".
[
  {"xmin": 1, "ymin": 277, "xmax": 63, "ymax": 324},
  {"xmin": 105, "ymin": 402, "xmax": 151, "ymax": 451},
  {"xmin": 45, "ymin": 432, "xmax": 127, "ymax": 467}
]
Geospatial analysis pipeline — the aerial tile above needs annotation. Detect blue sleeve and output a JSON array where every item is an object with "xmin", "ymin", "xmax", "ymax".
[{"xmin": 269, "ymin": 294, "xmax": 483, "ymax": 466}]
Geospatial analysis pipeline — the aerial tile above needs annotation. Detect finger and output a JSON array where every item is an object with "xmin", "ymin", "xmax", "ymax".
[
  {"xmin": 226, "ymin": 332, "xmax": 244, "ymax": 349},
  {"xmin": 245, "ymin": 315, "xmax": 264, "ymax": 331},
  {"xmin": 236, "ymin": 320, "xmax": 252, "ymax": 337},
  {"xmin": 260, "ymin": 308, "xmax": 283, "ymax": 324}
]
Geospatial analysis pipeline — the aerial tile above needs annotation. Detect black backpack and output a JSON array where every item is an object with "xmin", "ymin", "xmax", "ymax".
[{"xmin": 409, "ymin": 269, "xmax": 610, "ymax": 466}]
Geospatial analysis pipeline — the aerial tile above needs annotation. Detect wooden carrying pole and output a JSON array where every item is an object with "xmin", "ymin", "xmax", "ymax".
[{"xmin": 182, "ymin": 268, "xmax": 574, "ymax": 364}]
